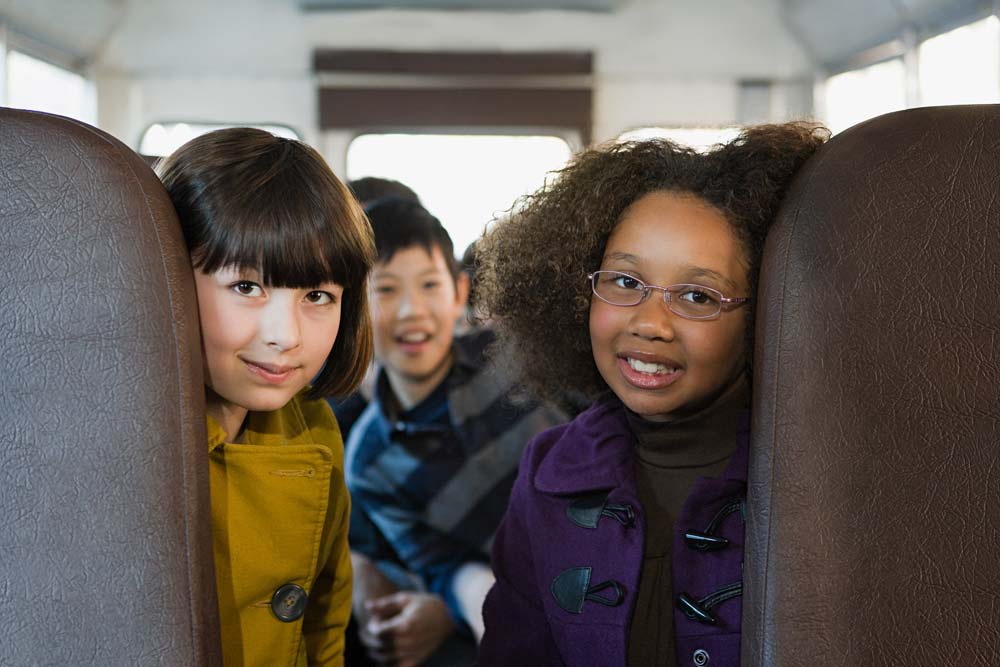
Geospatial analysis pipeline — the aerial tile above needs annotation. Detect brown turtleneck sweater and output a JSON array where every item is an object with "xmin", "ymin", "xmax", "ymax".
[{"xmin": 625, "ymin": 376, "xmax": 749, "ymax": 667}]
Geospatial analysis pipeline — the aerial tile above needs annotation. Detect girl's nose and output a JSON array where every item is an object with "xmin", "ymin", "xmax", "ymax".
[
  {"xmin": 262, "ymin": 298, "xmax": 302, "ymax": 352},
  {"xmin": 627, "ymin": 293, "xmax": 676, "ymax": 342}
]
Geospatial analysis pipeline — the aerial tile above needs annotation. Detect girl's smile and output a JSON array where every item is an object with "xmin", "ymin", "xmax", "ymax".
[
  {"xmin": 589, "ymin": 191, "xmax": 750, "ymax": 422},
  {"xmin": 240, "ymin": 357, "xmax": 301, "ymax": 384},
  {"xmin": 617, "ymin": 352, "xmax": 685, "ymax": 390}
]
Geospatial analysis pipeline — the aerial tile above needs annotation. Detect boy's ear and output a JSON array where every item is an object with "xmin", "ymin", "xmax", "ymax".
[{"xmin": 455, "ymin": 270, "xmax": 471, "ymax": 309}]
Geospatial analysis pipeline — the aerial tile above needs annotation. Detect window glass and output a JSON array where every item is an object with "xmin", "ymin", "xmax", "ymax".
[
  {"xmin": 919, "ymin": 16, "xmax": 1000, "ymax": 107},
  {"xmin": 824, "ymin": 58, "xmax": 906, "ymax": 134},
  {"xmin": 617, "ymin": 127, "xmax": 742, "ymax": 151},
  {"xmin": 6, "ymin": 51, "xmax": 95, "ymax": 124},
  {"xmin": 140, "ymin": 122, "xmax": 300, "ymax": 157},
  {"xmin": 347, "ymin": 133, "xmax": 572, "ymax": 257}
]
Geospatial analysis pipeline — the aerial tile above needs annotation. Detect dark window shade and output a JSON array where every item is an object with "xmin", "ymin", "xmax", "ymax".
[
  {"xmin": 314, "ymin": 50, "xmax": 592, "ymax": 76},
  {"xmin": 315, "ymin": 50, "xmax": 593, "ymax": 143}
]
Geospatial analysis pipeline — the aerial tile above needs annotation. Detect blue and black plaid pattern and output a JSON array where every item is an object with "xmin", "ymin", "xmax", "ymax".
[{"xmin": 345, "ymin": 328, "xmax": 566, "ymax": 623}]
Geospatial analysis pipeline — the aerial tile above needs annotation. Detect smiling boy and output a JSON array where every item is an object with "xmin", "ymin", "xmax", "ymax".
[{"xmin": 344, "ymin": 199, "xmax": 565, "ymax": 667}]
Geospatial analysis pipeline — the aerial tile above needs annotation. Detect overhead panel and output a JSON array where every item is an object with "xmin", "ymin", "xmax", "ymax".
[
  {"xmin": 315, "ymin": 49, "xmax": 594, "ymax": 144},
  {"xmin": 1, "ymin": 0, "xmax": 125, "ymax": 67},
  {"xmin": 300, "ymin": 0, "xmax": 614, "ymax": 10},
  {"xmin": 783, "ymin": 0, "xmax": 991, "ymax": 71}
]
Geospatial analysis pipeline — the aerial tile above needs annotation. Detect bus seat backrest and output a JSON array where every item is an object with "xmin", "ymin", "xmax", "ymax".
[
  {"xmin": 0, "ymin": 108, "xmax": 220, "ymax": 665},
  {"xmin": 743, "ymin": 104, "xmax": 1000, "ymax": 664}
]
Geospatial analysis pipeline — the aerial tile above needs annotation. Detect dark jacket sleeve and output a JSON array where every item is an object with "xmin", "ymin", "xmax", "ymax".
[{"xmin": 479, "ymin": 438, "xmax": 564, "ymax": 666}]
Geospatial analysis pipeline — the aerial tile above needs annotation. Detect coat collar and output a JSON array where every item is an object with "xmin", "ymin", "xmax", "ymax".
[
  {"xmin": 206, "ymin": 388, "xmax": 312, "ymax": 452},
  {"xmin": 534, "ymin": 395, "xmax": 635, "ymax": 495},
  {"xmin": 206, "ymin": 415, "xmax": 227, "ymax": 452},
  {"xmin": 533, "ymin": 395, "xmax": 750, "ymax": 495}
]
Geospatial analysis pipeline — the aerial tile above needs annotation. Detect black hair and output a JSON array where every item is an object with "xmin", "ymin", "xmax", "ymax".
[
  {"xmin": 366, "ymin": 198, "xmax": 459, "ymax": 278},
  {"xmin": 348, "ymin": 177, "xmax": 420, "ymax": 207}
]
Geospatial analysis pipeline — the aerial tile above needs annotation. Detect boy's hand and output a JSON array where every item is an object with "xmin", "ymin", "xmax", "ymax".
[{"xmin": 364, "ymin": 591, "xmax": 455, "ymax": 667}]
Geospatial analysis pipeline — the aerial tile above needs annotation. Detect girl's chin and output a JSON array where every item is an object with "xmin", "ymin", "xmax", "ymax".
[
  {"xmin": 245, "ymin": 390, "xmax": 303, "ymax": 412},
  {"xmin": 620, "ymin": 393, "xmax": 681, "ymax": 423},
  {"xmin": 216, "ymin": 387, "xmax": 305, "ymax": 415}
]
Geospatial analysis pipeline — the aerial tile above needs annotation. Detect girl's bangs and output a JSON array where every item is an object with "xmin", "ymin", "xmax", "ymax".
[{"xmin": 194, "ymin": 187, "xmax": 369, "ymax": 289}]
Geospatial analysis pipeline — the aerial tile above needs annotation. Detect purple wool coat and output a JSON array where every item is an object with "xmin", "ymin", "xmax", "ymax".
[{"xmin": 480, "ymin": 395, "xmax": 749, "ymax": 667}]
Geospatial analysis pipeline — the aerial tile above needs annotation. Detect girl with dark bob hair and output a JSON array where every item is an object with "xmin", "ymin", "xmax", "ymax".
[
  {"xmin": 158, "ymin": 128, "xmax": 375, "ymax": 665},
  {"xmin": 476, "ymin": 122, "xmax": 828, "ymax": 666}
]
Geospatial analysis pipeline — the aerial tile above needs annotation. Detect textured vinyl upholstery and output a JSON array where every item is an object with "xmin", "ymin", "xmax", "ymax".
[
  {"xmin": 743, "ymin": 105, "xmax": 1000, "ymax": 664},
  {"xmin": 0, "ymin": 109, "xmax": 220, "ymax": 664}
]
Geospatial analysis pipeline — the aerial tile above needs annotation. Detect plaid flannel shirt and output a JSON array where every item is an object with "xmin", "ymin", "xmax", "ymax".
[{"xmin": 344, "ymin": 328, "xmax": 566, "ymax": 625}]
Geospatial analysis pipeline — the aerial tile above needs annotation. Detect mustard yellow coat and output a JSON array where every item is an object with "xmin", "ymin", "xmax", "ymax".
[{"xmin": 207, "ymin": 391, "xmax": 352, "ymax": 666}]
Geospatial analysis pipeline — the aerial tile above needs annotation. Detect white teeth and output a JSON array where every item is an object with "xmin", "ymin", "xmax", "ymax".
[
  {"xmin": 400, "ymin": 332, "xmax": 430, "ymax": 343},
  {"xmin": 628, "ymin": 358, "xmax": 675, "ymax": 375}
]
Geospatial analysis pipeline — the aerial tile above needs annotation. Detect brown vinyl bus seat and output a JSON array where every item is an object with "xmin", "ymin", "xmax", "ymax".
[
  {"xmin": 744, "ymin": 105, "xmax": 1000, "ymax": 665},
  {"xmin": 0, "ymin": 108, "xmax": 220, "ymax": 665}
]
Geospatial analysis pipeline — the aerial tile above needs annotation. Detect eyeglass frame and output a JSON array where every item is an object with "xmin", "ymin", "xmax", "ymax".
[{"xmin": 587, "ymin": 270, "xmax": 751, "ymax": 321}]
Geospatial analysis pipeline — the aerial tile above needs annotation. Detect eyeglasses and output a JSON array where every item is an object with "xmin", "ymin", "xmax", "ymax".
[{"xmin": 587, "ymin": 270, "xmax": 750, "ymax": 320}]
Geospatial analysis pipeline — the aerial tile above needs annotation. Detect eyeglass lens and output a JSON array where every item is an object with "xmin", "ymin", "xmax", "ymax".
[{"xmin": 591, "ymin": 271, "xmax": 722, "ymax": 319}]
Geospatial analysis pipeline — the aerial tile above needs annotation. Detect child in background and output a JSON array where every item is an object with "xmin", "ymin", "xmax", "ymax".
[
  {"xmin": 346, "ymin": 198, "xmax": 566, "ymax": 667},
  {"xmin": 158, "ymin": 128, "xmax": 375, "ymax": 666},
  {"xmin": 327, "ymin": 176, "xmax": 423, "ymax": 441},
  {"xmin": 475, "ymin": 123, "xmax": 827, "ymax": 667}
]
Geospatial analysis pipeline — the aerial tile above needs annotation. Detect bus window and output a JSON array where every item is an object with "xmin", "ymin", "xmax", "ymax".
[
  {"xmin": 824, "ymin": 59, "xmax": 906, "ymax": 134},
  {"xmin": 919, "ymin": 16, "xmax": 999, "ymax": 107},
  {"xmin": 6, "ymin": 50, "xmax": 95, "ymax": 124},
  {"xmin": 346, "ymin": 133, "xmax": 572, "ymax": 257},
  {"xmin": 140, "ymin": 122, "xmax": 300, "ymax": 157}
]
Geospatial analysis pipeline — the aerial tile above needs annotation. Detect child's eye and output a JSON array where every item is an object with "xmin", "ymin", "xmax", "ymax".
[
  {"xmin": 611, "ymin": 274, "xmax": 643, "ymax": 290},
  {"xmin": 305, "ymin": 290, "xmax": 336, "ymax": 305},
  {"xmin": 422, "ymin": 280, "xmax": 442, "ymax": 290},
  {"xmin": 232, "ymin": 281, "xmax": 262, "ymax": 297},
  {"xmin": 678, "ymin": 288, "xmax": 719, "ymax": 306},
  {"xmin": 375, "ymin": 285, "xmax": 397, "ymax": 296}
]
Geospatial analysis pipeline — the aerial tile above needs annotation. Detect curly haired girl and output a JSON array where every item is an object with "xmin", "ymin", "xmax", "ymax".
[{"xmin": 475, "ymin": 123, "xmax": 828, "ymax": 667}]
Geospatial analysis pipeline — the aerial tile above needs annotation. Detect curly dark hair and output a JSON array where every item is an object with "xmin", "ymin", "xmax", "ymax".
[{"xmin": 476, "ymin": 122, "xmax": 829, "ymax": 403}]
